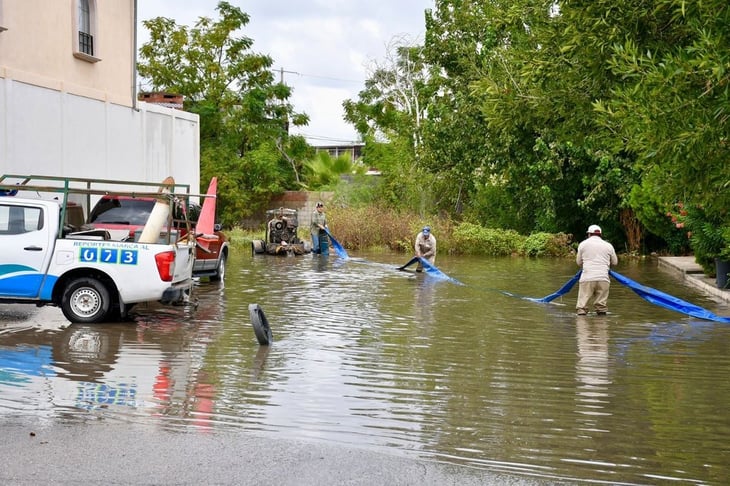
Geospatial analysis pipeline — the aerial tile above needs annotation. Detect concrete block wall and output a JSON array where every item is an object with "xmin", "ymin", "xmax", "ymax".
[{"xmin": 270, "ymin": 191, "xmax": 334, "ymax": 233}]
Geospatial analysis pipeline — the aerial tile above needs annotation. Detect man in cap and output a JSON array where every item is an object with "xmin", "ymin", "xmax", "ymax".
[
  {"xmin": 310, "ymin": 201, "xmax": 329, "ymax": 255},
  {"xmin": 576, "ymin": 224, "xmax": 618, "ymax": 315},
  {"xmin": 415, "ymin": 226, "xmax": 437, "ymax": 272}
]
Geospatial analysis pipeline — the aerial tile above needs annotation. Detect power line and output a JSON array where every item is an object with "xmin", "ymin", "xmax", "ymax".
[
  {"xmin": 296, "ymin": 72, "xmax": 362, "ymax": 84},
  {"xmin": 272, "ymin": 68, "xmax": 361, "ymax": 85},
  {"xmin": 293, "ymin": 132, "xmax": 363, "ymax": 144}
]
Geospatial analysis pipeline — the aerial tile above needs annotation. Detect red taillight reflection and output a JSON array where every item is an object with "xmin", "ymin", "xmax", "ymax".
[{"xmin": 155, "ymin": 251, "xmax": 175, "ymax": 281}]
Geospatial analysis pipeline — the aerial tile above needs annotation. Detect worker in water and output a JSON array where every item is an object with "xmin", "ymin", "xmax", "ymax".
[
  {"xmin": 576, "ymin": 224, "xmax": 618, "ymax": 315},
  {"xmin": 415, "ymin": 226, "xmax": 436, "ymax": 272},
  {"xmin": 310, "ymin": 201, "xmax": 329, "ymax": 256}
]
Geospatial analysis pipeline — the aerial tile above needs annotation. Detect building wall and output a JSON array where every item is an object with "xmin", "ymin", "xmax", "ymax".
[
  {"xmin": 0, "ymin": 79, "xmax": 199, "ymax": 192},
  {"xmin": 0, "ymin": 0, "xmax": 200, "ymax": 193},
  {"xmin": 315, "ymin": 143, "xmax": 364, "ymax": 161},
  {"xmin": 0, "ymin": 0, "xmax": 135, "ymax": 107},
  {"xmin": 241, "ymin": 191, "xmax": 334, "ymax": 231}
]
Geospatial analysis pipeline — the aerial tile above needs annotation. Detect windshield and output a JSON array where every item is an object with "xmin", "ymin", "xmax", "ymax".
[{"xmin": 89, "ymin": 198, "xmax": 156, "ymax": 226}]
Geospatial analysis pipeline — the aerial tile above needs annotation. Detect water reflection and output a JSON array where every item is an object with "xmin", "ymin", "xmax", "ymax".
[
  {"xmin": 414, "ymin": 275, "xmax": 438, "ymax": 322},
  {"xmin": 2, "ymin": 254, "xmax": 730, "ymax": 484},
  {"xmin": 574, "ymin": 315, "xmax": 612, "ymax": 440},
  {"xmin": 575, "ymin": 316, "xmax": 611, "ymax": 388}
]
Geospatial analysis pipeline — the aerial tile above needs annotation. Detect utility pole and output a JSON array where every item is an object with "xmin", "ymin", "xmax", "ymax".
[
  {"xmin": 277, "ymin": 67, "xmax": 299, "ymax": 135},
  {"xmin": 279, "ymin": 67, "xmax": 298, "ymax": 85}
]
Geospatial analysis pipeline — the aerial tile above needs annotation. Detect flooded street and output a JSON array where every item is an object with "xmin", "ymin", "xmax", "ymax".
[{"xmin": 2, "ymin": 251, "xmax": 730, "ymax": 484}]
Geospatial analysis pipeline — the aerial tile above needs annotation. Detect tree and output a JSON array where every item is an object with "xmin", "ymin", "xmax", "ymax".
[
  {"xmin": 301, "ymin": 151, "xmax": 365, "ymax": 190},
  {"xmin": 138, "ymin": 1, "xmax": 309, "ymax": 223},
  {"xmin": 593, "ymin": 0, "xmax": 730, "ymax": 247},
  {"xmin": 343, "ymin": 36, "xmax": 437, "ymax": 214}
]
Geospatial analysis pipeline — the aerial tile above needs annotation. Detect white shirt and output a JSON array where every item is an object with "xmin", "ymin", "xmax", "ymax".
[{"xmin": 576, "ymin": 235, "xmax": 617, "ymax": 282}]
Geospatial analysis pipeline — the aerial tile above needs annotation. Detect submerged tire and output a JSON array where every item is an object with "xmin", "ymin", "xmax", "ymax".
[{"xmin": 249, "ymin": 303, "xmax": 273, "ymax": 345}]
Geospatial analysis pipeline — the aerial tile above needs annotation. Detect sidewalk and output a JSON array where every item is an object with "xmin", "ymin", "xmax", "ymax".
[{"xmin": 657, "ymin": 256, "xmax": 730, "ymax": 303}]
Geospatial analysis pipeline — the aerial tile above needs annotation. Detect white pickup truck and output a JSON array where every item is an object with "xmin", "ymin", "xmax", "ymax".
[{"xmin": 0, "ymin": 175, "xmax": 196, "ymax": 323}]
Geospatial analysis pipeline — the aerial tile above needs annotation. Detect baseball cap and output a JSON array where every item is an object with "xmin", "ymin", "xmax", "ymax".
[
  {"xmin": 423, "ymin": 226, "xmax": 431, "ymax": 235},
  {"xmin": 587, "ymin": 224, "xmax": 602, "ymax": 235},
  {"xmin": 316, "ymin": 201, "xmax": 324, "ymax": 208}
]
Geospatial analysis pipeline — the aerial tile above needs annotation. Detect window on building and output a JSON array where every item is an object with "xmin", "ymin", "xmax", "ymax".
[{"xmin": 73, "ymin": 0, "xmax": 100, "ymax": 62}]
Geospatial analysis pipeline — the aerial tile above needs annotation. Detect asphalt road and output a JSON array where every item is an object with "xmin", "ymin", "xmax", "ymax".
[{"xmin": 0, "ymin": 422, "xmax": 572, "ymax": 485}]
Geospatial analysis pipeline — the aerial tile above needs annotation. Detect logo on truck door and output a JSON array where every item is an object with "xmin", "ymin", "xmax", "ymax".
[{"xmin": 79, "ymin": 247, "xmax": 139, "ymax": 265}]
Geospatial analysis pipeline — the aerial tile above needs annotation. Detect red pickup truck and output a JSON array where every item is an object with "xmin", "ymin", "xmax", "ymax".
[{"xmin": 88, "ymin": 178, "xmax": 228, "ymax": 281}]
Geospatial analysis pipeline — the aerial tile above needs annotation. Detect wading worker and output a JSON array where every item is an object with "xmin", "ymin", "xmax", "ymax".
[
  {"xmin": 415, "ymin": 226, "xmax": 436, "ymax": 272},
  {"xmin": 310, "ymin": 201, "xmax": 329, "ymax": 255},
  {"xmin": 576, "ymin": 224, "xmax": 618, "ymax": 316}
]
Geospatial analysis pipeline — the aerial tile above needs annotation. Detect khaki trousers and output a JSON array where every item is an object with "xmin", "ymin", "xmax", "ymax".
[{"xmin": 576, "ymin": 281, "xmax": 610, "ymax": 314}]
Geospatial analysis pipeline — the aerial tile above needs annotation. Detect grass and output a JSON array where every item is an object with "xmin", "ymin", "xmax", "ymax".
[{"xmin": 224, "ymin": 206, "xmax": 574, "ymax": 258}]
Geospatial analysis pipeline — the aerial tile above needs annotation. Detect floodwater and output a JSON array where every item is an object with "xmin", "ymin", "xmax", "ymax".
[{"xmin": 2, "ymin": 250, "xmax": 730, "ymax": 485}]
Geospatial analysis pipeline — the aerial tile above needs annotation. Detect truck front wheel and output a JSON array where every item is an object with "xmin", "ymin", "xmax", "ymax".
[{"xmin": 61, "ymin": 277, "xmax": 112, "ymax": 323}]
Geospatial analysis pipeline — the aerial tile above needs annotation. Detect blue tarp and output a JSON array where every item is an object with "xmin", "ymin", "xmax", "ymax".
[
  {"xmin": 525, "ymin": 271, "xmax": 582, "ymax": 303},
  {"xmin": 419, "ymin": 258, "xmax": 464, "ymax": 285},
  {"xmin": 394, "ymin": 250, "xmax": 728, "ymax": 322},
  {"xmin": 397, "ymin": 256, "xmax": 464, "ymax": 285},
  {"xmin": 609, "ymin": 270, "xmax": 730, "ymax": 323},
  {"xmin": 526, "ymin": 269, "xmax": 730, "ymax": 323},
  {"xmin": 324, "ymin": 228, "xmax": 349, "ymax": 259}
]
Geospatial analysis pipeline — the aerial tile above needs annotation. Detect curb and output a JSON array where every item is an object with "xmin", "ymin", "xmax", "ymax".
[{"xmin": 657, "ymin": 256, "xmax": 730, "ymax": 303}]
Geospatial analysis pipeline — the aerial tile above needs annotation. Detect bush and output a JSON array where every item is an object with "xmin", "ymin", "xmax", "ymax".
[
  {"xmin": 327, "ymin": 205, "xmax": 455, "ymax": 253},
  {"xmin": 451, "ymin": 223, "xmax": 524, "ymax": 256},
  {"xmin": 236, "ymin": 202, "xmax": 576, "ymax": 258},
  {"xmin": 522, "ymin": 232, "xmax": 574, "ymax": 257}
]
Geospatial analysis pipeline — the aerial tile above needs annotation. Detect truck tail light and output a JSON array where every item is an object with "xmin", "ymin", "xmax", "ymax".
[{"xmin": 155, "ymin": 251, "xmax": 176, "ymax": 282}]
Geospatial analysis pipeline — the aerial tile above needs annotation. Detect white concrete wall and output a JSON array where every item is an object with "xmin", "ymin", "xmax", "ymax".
[{"xmin": 0, "ymin": 79, "xmax": 199, "ymax": 192}]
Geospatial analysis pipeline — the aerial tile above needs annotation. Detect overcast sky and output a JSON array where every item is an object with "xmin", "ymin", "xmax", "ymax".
[{"xmin": 136, "ymin": 1, "xmax": 434, "ymax": 146}]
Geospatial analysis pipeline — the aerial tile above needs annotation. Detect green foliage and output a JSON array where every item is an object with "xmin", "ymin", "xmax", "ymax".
[
  {"xmin": 330, "ymin": 174, "xmax": 382, "ymax": 208},
  {"xmin": 682, "ymin": 206, "xmax": 728, "ymax": 273},
  {"xmin": 225, "ymin": 226, "xmax": 264, "ymax": 253},
  {"xmin": 451, "ymin": 223, "xmax": 524, "ymax": 257},
  {"xmin": 322, "ymin": 205, "xmax": 459, "ymax": 255},
  {"xmin": 301, "ymin": 151, "xmax": 365, "ymax": 190},
  {"xmin": 138, "ymin": 1, "xmax": 310, "ymax": 226},
  {"xmin": 465, "ymin": 178, "xmax": 521, "ymax": 230},
  {"xmin": 142, "ymin": 0, "xmax": 730, "ymax": 255},
  {"xmin": 449, "ymin": 223, "xmax": 573, "ymax": 257},
  {"xmin": 201, "ymin": 142, "xmax": 288, "ymax": 227},
  {"xmin": 346, "ymin": 0, "xmax": 730, "ymax": 255},
  {"xmin": 628, "ymin": 178, "xmax": 691, "ymax": 255},
  {"xmin": 354, "ymin": 137, "xmax": 432, "ymax": 213},
  {"xmin": 594, "ymin": 0, "xmax": 730, "ymax": 212},
  {"xmin": 342, "ymin": 38, "xmax": 440, "ymax": 216},
  {"xmin": 521, "ymin": 232, "xmax": 574, "ymax": 258},
  {"xmin": 666, "ymin": 203, "xmax": 730, "ymax": 273},
  {"xmin": 722, "ymin": 227, "xmax": 730, "ymax": 262}
]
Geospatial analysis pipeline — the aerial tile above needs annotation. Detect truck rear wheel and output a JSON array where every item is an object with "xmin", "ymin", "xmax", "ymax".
[{"xmin": 61, "ymin": 277, "xmax": 112, "ymax": 323}]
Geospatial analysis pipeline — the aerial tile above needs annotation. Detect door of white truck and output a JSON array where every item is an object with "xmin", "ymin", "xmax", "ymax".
[{"xmin": 0, "ymin": 200, "xmax": 55, "ymax": 298}]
